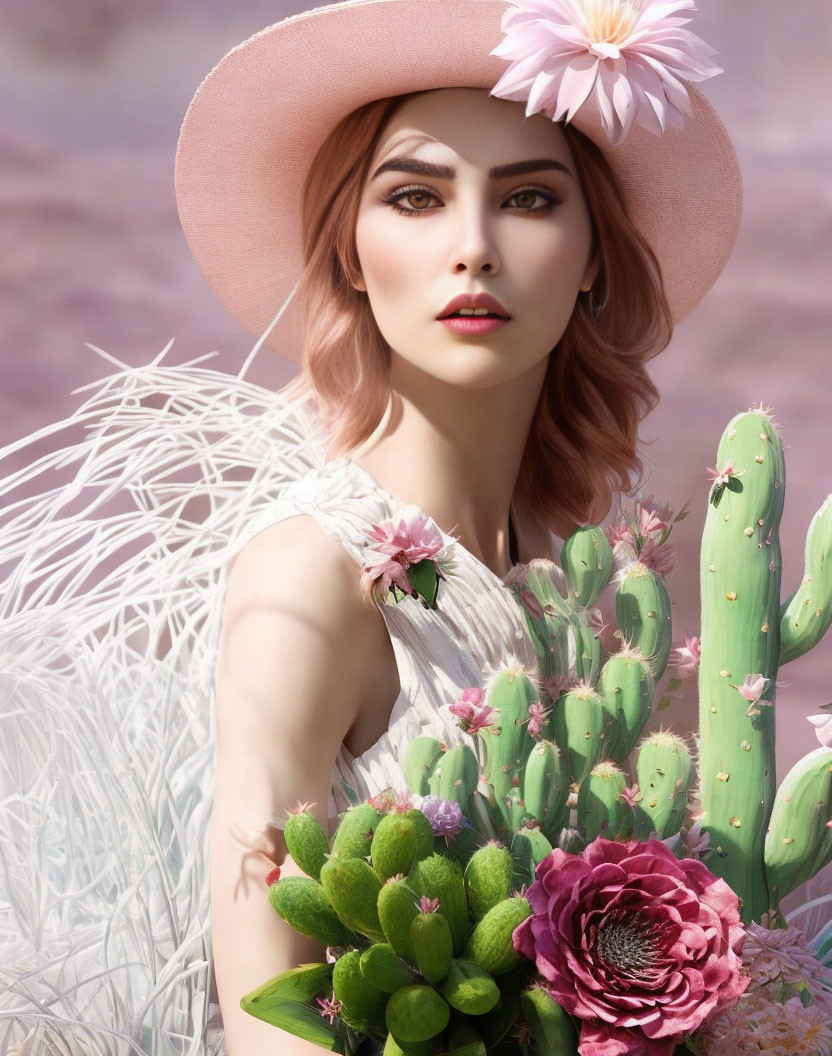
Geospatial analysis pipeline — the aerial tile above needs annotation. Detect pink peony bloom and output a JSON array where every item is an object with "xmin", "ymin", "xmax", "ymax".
[
  {"xmin": 489, "ymin": 0, "xmax": 722, "ymax": 146},
  {"xmin": 360, "ymin": 507, "xmax": 447, "ymax": 602},
  {"xmin": 450, "ymin": 689, "xmax": 497, "ymax": 735},
  {"xmin": 669, "ymin": 634, "xmax": 700, "ymax": 678},
  {"xmin": 512, "ymin": 836, "xmax": 749, "ymax": 1055},
  {"xmin": 697, "ymin": 991, "xmax": 832, "ymax": 1055},
  {"xmin": 740, "ymin": 919, "xmax": 832, "ymax": 1004}
]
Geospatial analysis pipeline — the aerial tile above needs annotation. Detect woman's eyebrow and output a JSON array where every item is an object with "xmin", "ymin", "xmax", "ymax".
[{"xmin": 370, "ymin": 156, "xmax": 573, "ymax": 181}]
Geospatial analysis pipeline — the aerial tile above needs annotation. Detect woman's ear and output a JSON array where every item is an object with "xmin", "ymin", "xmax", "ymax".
[{"xmin": 580, "ymin": 256, "xmax": 599, "ymax": 293}]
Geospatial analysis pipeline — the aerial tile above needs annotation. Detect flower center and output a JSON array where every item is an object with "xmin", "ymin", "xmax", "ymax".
[
  {"xmin": 596, "ymin": 912, "xmax": 657, "ymax": 972},
  {"xmin": 583, "ymin": 0, "xmax": 640, "ymax": 45}
]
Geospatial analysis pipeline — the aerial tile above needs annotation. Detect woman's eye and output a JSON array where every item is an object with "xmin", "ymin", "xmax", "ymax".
[{"xmin": 381, "ymin": 185, "xmax": 560, "ymax": 216}]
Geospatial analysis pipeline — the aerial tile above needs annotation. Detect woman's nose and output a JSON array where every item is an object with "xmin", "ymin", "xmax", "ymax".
[{"xmin": 448, "ymin": 200, "xmax": 501, "ymax": 275}]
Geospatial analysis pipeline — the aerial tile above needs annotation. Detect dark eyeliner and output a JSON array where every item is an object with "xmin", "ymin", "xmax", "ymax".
[{"xmin": 381, "ymin": 183, "xmax": 562, "ymax": 216}]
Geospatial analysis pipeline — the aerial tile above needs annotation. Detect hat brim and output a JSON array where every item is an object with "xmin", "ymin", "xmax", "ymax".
[{"xmin": 175, "ymin": 0, "xmax": 743, "ymax": 363}]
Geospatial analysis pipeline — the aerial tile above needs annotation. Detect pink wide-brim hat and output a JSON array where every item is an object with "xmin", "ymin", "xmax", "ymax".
[{"xmin": 175, "ymin": 0, "xmax": 743, "ymax": 364}]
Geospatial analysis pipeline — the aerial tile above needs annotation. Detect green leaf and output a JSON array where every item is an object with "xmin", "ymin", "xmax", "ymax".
[
  {"xmin": 408, "ymin": 559, "xmax": 440, "ymax": 609},
  {"xmin": 726, "ymin": 476, "xmax": 744, "ymax": 494},
  {"xmin": 241, "ymin": 962, "xmax": 345, "ymax": 1049}
]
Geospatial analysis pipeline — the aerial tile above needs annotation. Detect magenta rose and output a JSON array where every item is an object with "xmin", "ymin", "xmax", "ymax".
[{"xmin": 512, "ymin": 837, "xmax": 750, "ymax": 1056}]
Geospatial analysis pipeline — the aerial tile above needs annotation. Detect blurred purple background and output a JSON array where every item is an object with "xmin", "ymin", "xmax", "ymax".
[{"xmin": 2, "ymin": 1, "xmax": 830, "ymax": 889}]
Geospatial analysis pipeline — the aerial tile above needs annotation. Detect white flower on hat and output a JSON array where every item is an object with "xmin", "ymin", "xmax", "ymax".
[{"xmin": 489, "ymin": 0, "xmax": 723, "ymax": 145}]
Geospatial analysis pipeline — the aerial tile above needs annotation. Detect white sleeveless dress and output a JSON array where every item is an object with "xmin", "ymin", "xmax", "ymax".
[
  {"xmin": 0, "ymin": 356, "xmax": 541, "ymax": 1054},
  {"xmin": 231, "ymin": 454, "xmax": 540, "ymax": 827}
]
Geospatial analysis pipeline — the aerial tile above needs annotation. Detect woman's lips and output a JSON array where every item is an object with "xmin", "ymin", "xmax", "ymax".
[{"xmin": 438, "ymin": 315, "xmax": 510, "ymax": 335}]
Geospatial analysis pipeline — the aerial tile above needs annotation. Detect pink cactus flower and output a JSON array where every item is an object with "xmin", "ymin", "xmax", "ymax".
[
  {"xmin": 513, "ymin": 837, "xmax": 749, "ymax": 1055},
  {"xmin": 526, "ymin": 699, "xmax": 551, "ymax": 739},
  {"xmin": 636, "ymin": 500, "xmax": 668, "ymax": 540},
  {"xmin": 489, "ymin": 0, "xmax": 722, "ymax": 146},
  {"xmin": 617, "ymin": 783, "xmax": 643, "ymax": 808},
  {"xmin": 639, "ymin": 535, "xmax": 675, "ymax": 577},
  {"xmin": 315, "ymin": 991, "xmax": 343, "ymax": 1025},
  {"xmin": 679, "ymin": 820, "xmax": 711, "ymax": 860},
  {"xmin": 670, "ymin": 634, "xmax": 701, "ymax": 678},
  {"xmin": 449, "ymin": 690, "xmax": 497, "ymax": 735},
  {"xmin": 731, "ymin": 673, "xmax": 771, "ymax": 716},
  {"xmin": 807, "ymin": 712, "xmax": 832, "ymax": 748},
  {"xmin": 360, "ymin": 507, "xmax": 447, "ymax": 602},
  {"xmin": 415, "ymin": 894, "xmax": 441, "ymax": 914},
  {"xmin": 707, "ymin": 462, "xmax": 741, "ymax": 487}
]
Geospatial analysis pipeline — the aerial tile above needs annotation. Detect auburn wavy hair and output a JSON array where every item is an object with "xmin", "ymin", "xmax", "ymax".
[{"xmin": 282, "ymin": 91, "xmax": 673, "ymax": 542}]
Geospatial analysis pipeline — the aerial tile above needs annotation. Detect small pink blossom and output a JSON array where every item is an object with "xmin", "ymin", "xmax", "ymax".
[
  {"xmin": 638, "ymin": 535, "xmax": 675, "ymax": 577},
  {"xmin": 617, "ymin": 783, "xmax": 643, "ymax": 808},
  {"xmin": 670, "ymin": 634, "xmax": 701, "ymax": 678},
  {"xmin": 732, "ymin": 673, "xmax": 771, "ymax": 717},
  {"xmin": 315, "ymin": 991, "xmax": 343, "ymax": 1025},
  {"xmin": 415, "ymin": 894, "xmax": 440, "ymax": 914},
  {"xmin": 526, "ymin": 699, "xmax": 551, "ymax": 739},
  {"xmin": 807, "ymin": 711, "xmax": 832, "ymax": 749},
  {"xmin": 489, "ymin": 0, "xmax": 723, "ymax": 146},
  {"xmin": 449, "ymin": 689, "xmax": 497, "ymax": 735},
  {"xmin": 707, "ymin": 461, "xmax": 742, "ymax": 487},
  {"xmin": 368, "ymin": 787, "xmax": 413, "ymax": 814},
  {"xmin": 679, "ymin": 820, "xmax": 711, "ymax": 860},
  {"xmin": 360, "ymin": 508, "xmax": 446, "ymax": 603}
]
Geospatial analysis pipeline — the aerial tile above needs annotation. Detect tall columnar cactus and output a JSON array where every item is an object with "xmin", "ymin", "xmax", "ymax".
[{"xmin": 698, "ymin": 407, "xmax": 832, "ymax": 923}]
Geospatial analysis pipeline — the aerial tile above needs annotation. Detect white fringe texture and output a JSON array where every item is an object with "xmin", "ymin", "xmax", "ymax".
[{"xmin": 0, "ymin": 340, "xmax": 327, "ymax": 1054}]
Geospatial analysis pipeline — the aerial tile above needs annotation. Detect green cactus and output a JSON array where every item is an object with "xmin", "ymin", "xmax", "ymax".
[
  {"xmin": 283, "ymin": 809, "xmax": 330, "ymax": 881},
  {"xmin": 598, "ymin": 644, "xmax": 655, "ymax": 763},
  {"xmin": 407, "ymin": 853, "xmax": 470, "ymax": 955},
  {"xmin": 698, "ymin": 408, "xmax": 786, "ymax": 922},
  {"xmin": 577, "ymin": 760, "xmax": 633, "ymax": 842},
  {"xmin": 267, "ymin": 875, "xmax": 355, "ymax": 948},
  {"xmin": 359, "ymin": 943, "xmax": 420, "ymax": 992},
  {"xmin": 520, "ymin": 985, "xmax": 579, "ymax": 1052},
  {"xmin": 319, "ymin": 856, "xmax": 386, "ymax": 944},
  {"xmin": 403, "ymin": 737, "xmax": 446, "ymax": 796},
  {"xmin": 633, "ymin": 730, "xmax": 695, "ymax": 841},
  {"xmin": 330, "ymin": 802, "xmax": 385, "ymax": 860},
  {"xmin": 480, "ymin": 666, "xmax": 540, "ymax": 830},
  {"xmin": 435, "ymin": 744, "xmax": 479, "ymax": 808},
  {"xmin": 615, "ymin": 562, "xmax": 672, "ymax": 681},
  {"xmin": 378, "ymin": 875, "xmax": 421, "ymax": 964},
  {"xmin": 464, "ymin": 842, "xmax": 514, "ymax": 922},
  {"xmin": 560, "ymin": 524, "xmax": 614, "ymax": 610},
  {"xmin": 439, "ymin": 959, "xmax": 501, "ymax": 1015},
  {"xmin": 551, "ymin": 680, "xmax": 607, "ymax": 786},
  {"xmin": 522, "ymin": 738, "xmax": 571, "ymax": 839},
  {"xmin": 779, "ymin": 496, "xmax": 832, "ymax": 663},
  {"xmin": 410, "ymin": 903, "xmax": 454, "ymax": 984},
  {"xmin": 462, "ymin": 895, "xmax": 532, "ymax": 975},
  {"xmin": 385, "ymin": 984, "xmax": 451, "ymax": 1043},
  {"xmin": 332, "ymin": 949, "xmax": 388, "ymax": 1039},
  {"xmin": 371, "ymin": 812, "xmax": 420, "ymax": 881},
  {"xmin": 765, "ymin": 746, "xmax": 832, "ymax": 901}
]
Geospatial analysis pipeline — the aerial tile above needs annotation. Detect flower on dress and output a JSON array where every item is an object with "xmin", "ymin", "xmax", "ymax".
[
  {"xmin": 489, "ymin": 0, "xmax": 723, "ymax": 146},
  {"xmin": 360, "ymin": 506, "xmax": 450, "ymax": 609},
  {"xmin": 511, "ymin": 836, "xmax": 749, "ymax": 1055},
  {"xmin": 449, "ymin": 688, "xmax": 497, "ymax": 735}
]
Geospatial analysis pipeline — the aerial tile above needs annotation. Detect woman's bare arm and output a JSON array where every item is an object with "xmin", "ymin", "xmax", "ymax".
[{"xmin": 211, "ymin": 515, "xmax": 383, "ymax": 1055}]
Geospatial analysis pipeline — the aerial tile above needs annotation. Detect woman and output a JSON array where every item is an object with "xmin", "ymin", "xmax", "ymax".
[{"xmin": 0, "ymin": 0, "xmax": 740, "ymax": 1052}]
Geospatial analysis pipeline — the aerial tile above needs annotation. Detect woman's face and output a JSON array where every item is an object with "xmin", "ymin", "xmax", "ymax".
[{"xmin": 354, "ymin": 87, "xmax": 597, "ymax": 390}]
